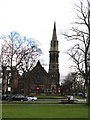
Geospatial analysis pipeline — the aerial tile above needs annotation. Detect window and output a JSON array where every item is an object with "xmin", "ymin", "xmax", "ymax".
[
  {"xmin": 54, "ymin": 41, "xmax": 56, "ymax": 47},
  {"xmin": 53, "ymin": 66, "xmax": 55, "ymax": 68}
]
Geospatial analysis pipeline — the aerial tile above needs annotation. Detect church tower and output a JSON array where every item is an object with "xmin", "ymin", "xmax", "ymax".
[{"xmin": 48, "ymin": 22, "xmax": 60, "ymax": 94}]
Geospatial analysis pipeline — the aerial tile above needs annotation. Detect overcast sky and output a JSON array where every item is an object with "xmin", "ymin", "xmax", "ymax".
[{"xmin": 0, "ymin": 0, "xmax": 84, "ymax": 80}]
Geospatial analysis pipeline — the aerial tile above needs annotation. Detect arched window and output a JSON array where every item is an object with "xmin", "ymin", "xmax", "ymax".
[
  {"xmin": 54, "ymin": 41, "xmax": 56, "ymax": 47},
  {"xmin": 53, "ymin": 53, "xmax": 55, "ymax": 62}
]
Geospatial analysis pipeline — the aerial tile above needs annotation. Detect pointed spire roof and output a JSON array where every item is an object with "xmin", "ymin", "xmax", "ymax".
[
  {"xmin": 54, "ymin": 21, "xmax": 56, "ymax": 31},
  {"xmin": 52, "ymin": 21, "xmax": 57, "ymax": 40}
]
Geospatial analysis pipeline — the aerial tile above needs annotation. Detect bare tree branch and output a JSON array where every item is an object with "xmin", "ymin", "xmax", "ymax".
[{"xmin": 62, "ymin": 0, "xmax": 90, "ymax": 98}]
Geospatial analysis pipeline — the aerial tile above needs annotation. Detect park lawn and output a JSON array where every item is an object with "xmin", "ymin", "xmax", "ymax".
[
  {"xmin": 2, "ymin": 104, "xmax": 88, "ymax": 118},
  {"xmin": 37, "ymin": 95, "xmax": 65, "ymax": 99}
]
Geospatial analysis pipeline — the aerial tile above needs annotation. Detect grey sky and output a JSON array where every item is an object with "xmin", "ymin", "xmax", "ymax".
[{"xmin": 0, "ymin": 0, "xmax": 86, "ymax": 78}]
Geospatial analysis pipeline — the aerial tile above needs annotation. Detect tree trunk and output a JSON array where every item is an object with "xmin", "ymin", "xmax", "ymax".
[
  {"xmin": 83, "ymin": 83, "xmax": 86, "ymax": 98},
  {"xmin": 9, "ymin": 68, "xmax": 13, "ymax": 102},
  {"xmin": 88, "ymin": 80, "xmax": 90, "ymax": 105}
]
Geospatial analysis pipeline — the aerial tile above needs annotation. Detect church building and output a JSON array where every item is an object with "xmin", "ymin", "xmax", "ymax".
[
  {"xmin": 19, "ymin": 22, "xmax": 60, "ymax": 95},
  {"xmin": 2, "ymin": 22, "xmax": 60, "ymax": 95}
]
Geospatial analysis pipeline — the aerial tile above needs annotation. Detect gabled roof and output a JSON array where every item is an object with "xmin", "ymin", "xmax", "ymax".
[{"xmin": 30, "ymin": 60, "xmax": 48, "ymax": 75}]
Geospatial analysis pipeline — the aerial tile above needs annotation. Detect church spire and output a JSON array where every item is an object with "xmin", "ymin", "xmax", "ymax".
[
  {"xmin": 49, "ymin": 21, "xmax": 60, "ymax": 94},
  {"xmin": 52, "ymin": 21, "xmax": 57, "ymax": 40}
]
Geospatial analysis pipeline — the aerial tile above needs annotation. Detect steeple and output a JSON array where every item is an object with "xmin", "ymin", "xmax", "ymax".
[
  {"xmin": 48, "ymin": 21, "xmax": 60, "ymax": 94},
  {"xmin": 52, "ymin": 21, "xmax": 57, "ymax": 40},
  {"xmin": 49, "ymin": 21, "xmax": 59, "ymax": 70},
  {"xmin": 50, "ymin": 22, "xmax": 58, "ymax": 51}
]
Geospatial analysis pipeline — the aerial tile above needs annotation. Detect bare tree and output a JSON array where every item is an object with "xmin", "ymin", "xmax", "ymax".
[
  {"xmin": 63, "ymin": 0, "xmax": 90, "ymax": 103},
  {"xmin": 1, "ymin": 31, "xmax": 42, "ymax": 100},
  {"xmin": 62, "ymin": 73, "xmax": 77, "ymax": 95},
  {"xmin": 62, "ymin": 72, "xmax": 84, "ymax": 96}
]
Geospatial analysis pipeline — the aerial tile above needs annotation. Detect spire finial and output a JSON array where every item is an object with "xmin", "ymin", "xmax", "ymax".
[
  {"xmin": 54, "ymin": 21, "xmax": 56, "ymax": 31},
  {"xmin": 52, "ymin": 21, "xmax": 57, "ymax": 39}
]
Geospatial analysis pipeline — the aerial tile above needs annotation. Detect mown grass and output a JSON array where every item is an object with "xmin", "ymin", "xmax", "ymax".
[
  {"xmin": 2, "ymin": 104, "xmax": 88, "ymax": 118},
  {"xmin": 36, "ymin": 95, "xmax": 65, "ymax": 99}
]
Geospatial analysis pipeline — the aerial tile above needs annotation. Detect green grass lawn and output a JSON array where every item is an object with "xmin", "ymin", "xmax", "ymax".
[
  {"xmin": 2, "ymin": 104, "xmax": 88, "ymax": 118},
  {"xmin": 37, "ymin": 95, "xmax": 66, "ymax": 99}
]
